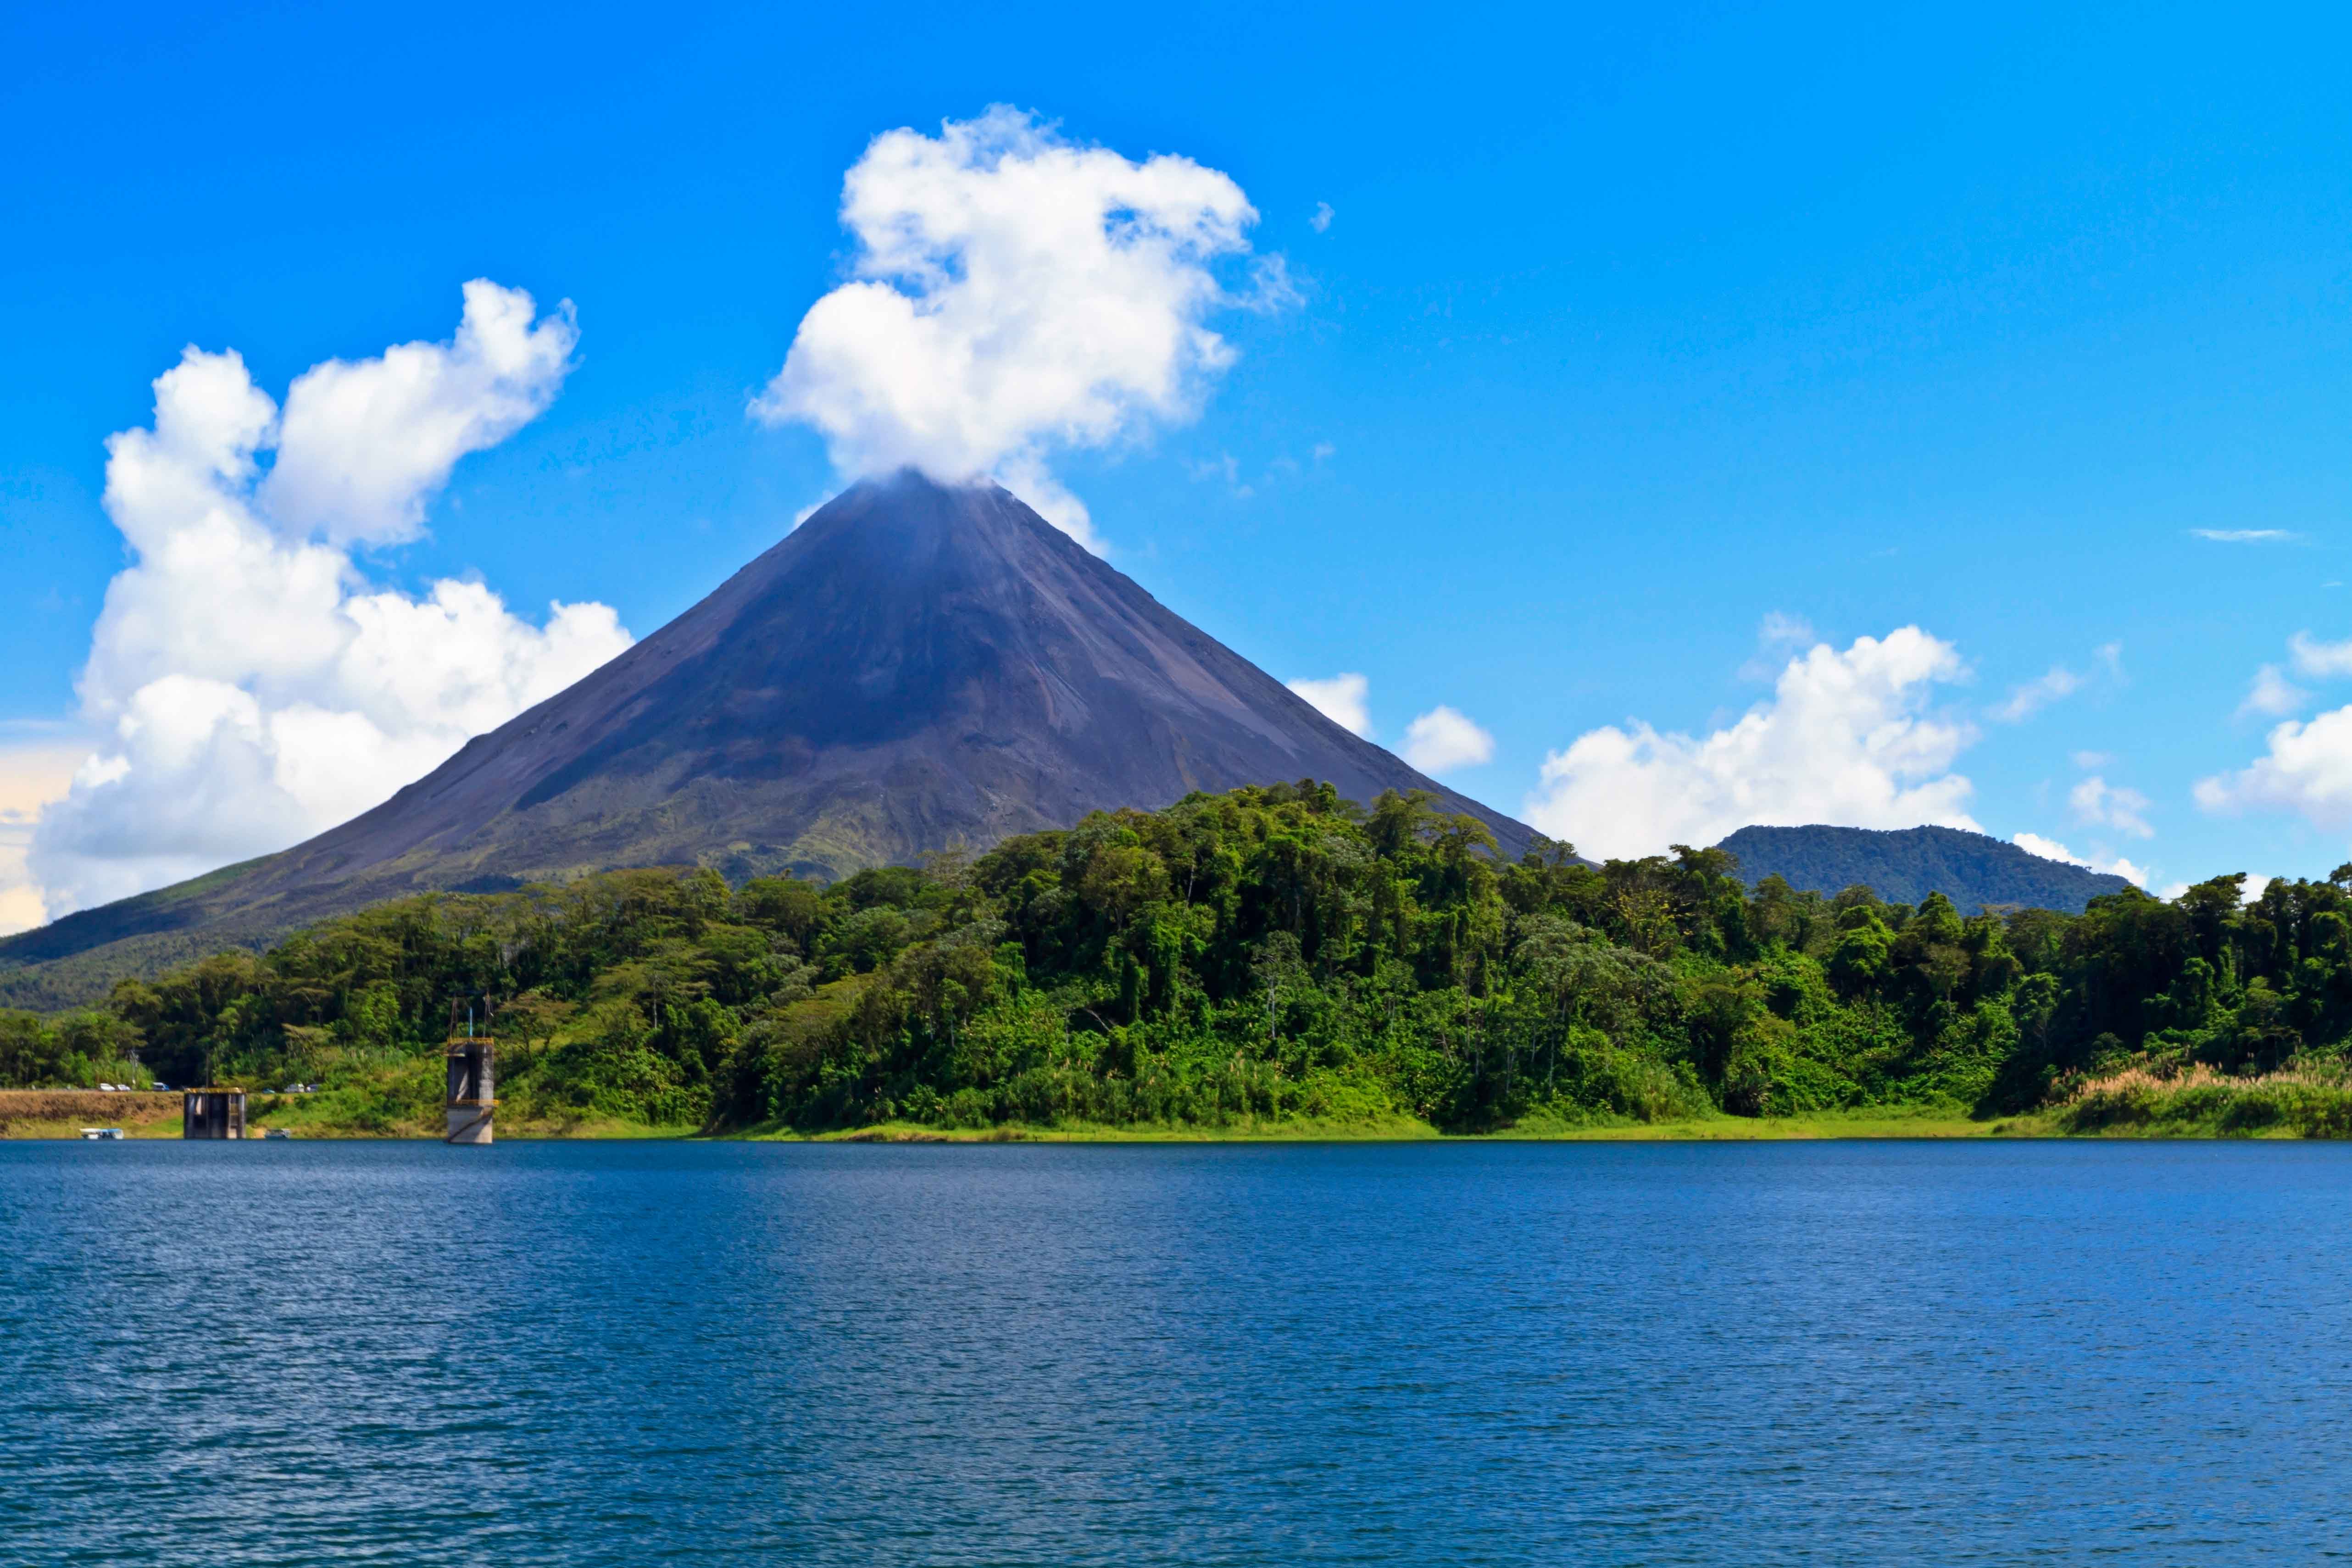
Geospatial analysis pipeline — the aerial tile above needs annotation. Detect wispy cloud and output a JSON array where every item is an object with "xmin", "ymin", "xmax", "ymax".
[
  {"xmin": 2290, "ymin": 631, "xmax": 2352, "ymax": 678},
  {"xmin": 1992, "ymin": 666, "xmax": 2084, "ymax": 723},
  {"xmin": 2071, "ymin": 775, "xmax": 2154, "ymax": 838},
  {"xmin": 1991, "ymin": 641, "xmax": 2122, "ymax": 723},
  {"xmin": 1185, "ymin": 452, "xmax": 1253, "ymax": 499},
  {"xmin": 1738, "ymin": 611, "xmax": 1817, "ymax": 681},
  {"xmin": 2191, "ymin": 528, "xmax": 2298, "ymax": 543},
  {"xmin": 2239, "ymin": 663, "xmax": 2309, "ymax": 718},
  {"xmin": 1310, "ymin": 201, "xmax": 1334, "ymax": 234}
]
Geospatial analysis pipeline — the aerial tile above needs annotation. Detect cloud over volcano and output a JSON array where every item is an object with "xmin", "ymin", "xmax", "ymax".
[{"xmin": 752, "ymin": 107, "xmax": 1287, "ymax": 549}]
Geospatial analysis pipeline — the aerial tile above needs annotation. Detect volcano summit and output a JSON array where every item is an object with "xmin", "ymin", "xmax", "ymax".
[{"xmin": 3, "ymin": 473, "xmax": 1536, "ymax": 996}]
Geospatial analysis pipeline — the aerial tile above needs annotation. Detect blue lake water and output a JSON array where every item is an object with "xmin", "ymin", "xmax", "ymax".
[{"xmin": 5, "ymin": 1138, "xmax": 2351, "ymax": 1564}]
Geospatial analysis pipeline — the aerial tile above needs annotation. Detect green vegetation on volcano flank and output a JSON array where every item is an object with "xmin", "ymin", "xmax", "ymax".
[{"xmin": 5, "ymin": 782, "xmax": 2348, "ymax": 1137}]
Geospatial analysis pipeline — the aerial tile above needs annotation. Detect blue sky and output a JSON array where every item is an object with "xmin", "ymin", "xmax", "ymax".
[{"xmin": 4, "ymin": 0, "xmax": 2351, "ymax": 928}]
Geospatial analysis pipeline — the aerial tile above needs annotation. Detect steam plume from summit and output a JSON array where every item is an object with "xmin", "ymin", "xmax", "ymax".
[{"xmin": 751, "ymin": 108, "xmax": 1288, "ymax": 549}]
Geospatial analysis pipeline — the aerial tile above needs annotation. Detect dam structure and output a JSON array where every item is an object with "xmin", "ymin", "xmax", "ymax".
[
  {"xmin": 183, "ymin": 1087, "xmax": 245, "ymax": 1139},
  {"xmin": 445, "ymin": 1000, "xmax": 494, "ymax": 1145}
]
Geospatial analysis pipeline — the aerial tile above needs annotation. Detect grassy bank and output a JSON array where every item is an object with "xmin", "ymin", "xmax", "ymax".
[
  {"xmin": 0, "ymin": 1090, "xmax": 184, "ymax": 1139},
  {"xmin": 2047, "ymin": 1067, "xmax": 2352, "ymax": 1138}
]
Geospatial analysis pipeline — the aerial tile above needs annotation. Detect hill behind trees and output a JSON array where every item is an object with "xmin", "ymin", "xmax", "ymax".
[{"xmin": 1713, "ymin": 824, "xmax": 2132, "ymax": 914}]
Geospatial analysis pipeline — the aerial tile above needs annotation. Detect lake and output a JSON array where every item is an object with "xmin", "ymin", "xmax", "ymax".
[{"xmin": 4, "ymin": 1139, "xmax": 2348, "ymax": 1564}]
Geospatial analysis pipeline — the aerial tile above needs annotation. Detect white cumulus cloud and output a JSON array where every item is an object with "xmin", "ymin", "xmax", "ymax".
[
  {"xmin": 2197, "ymin": 630, "xmax": 2352, "ymax": 828},
  {"xmin": 752, "ymin": 106, "xmax": 1282, "ymax": 553},
  {"xmin": 2195, "ymin": 706, "xmax": 2352, "ymax": 828},
  {"xmin": 1401, "ymin": 706, "xmax": 1494, "ymax": 774},
  {"xmin": 1286, "ymin": 673, "xmax": 1372, "ymax": 738},
  {"xmin": 0, "ymin": 737, "xmax": 88, "ymax": 935},
  {"xmin": 260, "ymin": 279, "xmax": 576, "ymax": 546},
  {"xmin": 26, "ymin": 283, "xmax": 632, "ymax": 919},
  {"xmin": 1524, "ymin": 627, "xmax": 1977, "ymax": 862}
]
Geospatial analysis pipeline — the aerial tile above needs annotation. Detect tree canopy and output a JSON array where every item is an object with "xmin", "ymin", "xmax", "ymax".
[{"xmin": 5, "ymin": 783, "xmax": 2342, "ymax": 1134}]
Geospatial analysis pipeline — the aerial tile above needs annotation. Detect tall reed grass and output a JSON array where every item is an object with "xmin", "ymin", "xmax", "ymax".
[{"xmin": 2053, "ymin": 1063, "xmax": 2352, "ymax": 1137}]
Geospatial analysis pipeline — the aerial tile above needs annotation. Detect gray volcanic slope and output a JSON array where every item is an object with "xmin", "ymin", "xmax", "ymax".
[{"xmin": 0, "ymin": 473, "xmax": 1535, "ymax": 995}]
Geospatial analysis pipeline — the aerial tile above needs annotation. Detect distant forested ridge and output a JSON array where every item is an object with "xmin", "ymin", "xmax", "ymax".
[
  {"xmin": 1, "ymin": 784, "xmax": 2341, "ymax": 1135},
  {"xmin": 1714, "ymin": 824, "xmax": 2131, "ymax": 915}
]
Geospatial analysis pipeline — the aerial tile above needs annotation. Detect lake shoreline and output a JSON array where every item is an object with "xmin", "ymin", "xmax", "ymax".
[
  {"xmin": 10, "ymin": 1090, "xmax": 2334, "ymax": 1141},
  {"xmin": 18, "ymin": 1090, "xmax": 2352, "ymax": 1142}
]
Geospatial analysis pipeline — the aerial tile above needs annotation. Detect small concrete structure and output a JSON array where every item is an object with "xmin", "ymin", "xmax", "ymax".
[
  {"xmin": 445, "ymin": 995, "xmax": 495, "ymax": 1145},
  {"xmin": 445, "ymin": 1040, "xmax": 494, "ymax": 1143},
  {"xmin": 183, "ymin": 1088, "xmax": 246, "ymax": 1139}
]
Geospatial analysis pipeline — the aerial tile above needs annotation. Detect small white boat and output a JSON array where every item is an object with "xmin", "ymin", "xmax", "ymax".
[
  {"xmin": 79, "ymin": 1128, "xmax": 124, "ymax": 1140},
  {"xmin": 262, "ymin": 1128, "xmax": 290, "ymax": 1139}
]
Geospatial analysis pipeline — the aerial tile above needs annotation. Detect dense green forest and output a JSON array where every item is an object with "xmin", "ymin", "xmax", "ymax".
[{"xmin": 6, "ymin": 782, "xmax": 2352, "ymax": 1136}]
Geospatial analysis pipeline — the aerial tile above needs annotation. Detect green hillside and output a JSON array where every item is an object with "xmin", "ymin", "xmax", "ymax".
[{"xmin": 1715, "ymin": 824, "xmax": 2131, "ymax": 913}]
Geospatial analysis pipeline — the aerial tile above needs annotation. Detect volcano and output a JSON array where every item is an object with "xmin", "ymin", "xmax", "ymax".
[{"xmin": 1, "ymin": 473, "xmax": 1537, "ymax": 999}]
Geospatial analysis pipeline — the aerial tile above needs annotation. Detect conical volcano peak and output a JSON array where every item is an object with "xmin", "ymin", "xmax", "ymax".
[
  {"xmin": 805, "ymin": 467, "xmax": 1010, "ymax": 533},
  {"xmin": 757, "ymin": 471, "xmax": 1097, "ymax": 604},
  {"xmin": 0, "ymin": 473, "xmax": 1534, "ymax": 989}
]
